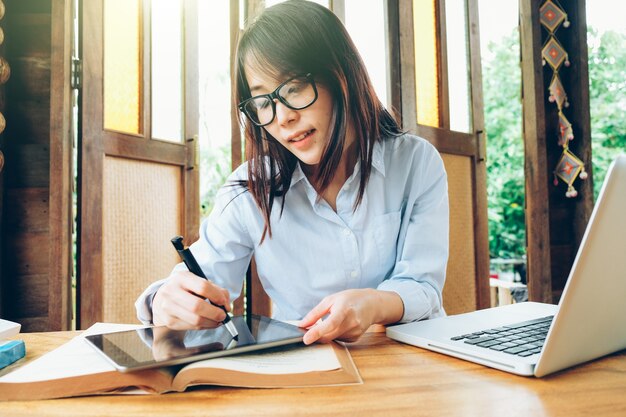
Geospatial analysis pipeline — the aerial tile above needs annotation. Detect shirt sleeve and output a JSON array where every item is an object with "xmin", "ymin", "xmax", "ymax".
[
  {"xmin": 135, "ymin": 278, "xmax": 167, "ymax": 325},
  {"xmin": 134, "ymin": 170, "xmax": 255, "ymax": 325},
  {"xmin": 377, "ymin": 143, "xmax": 449, "ymax": 323}
]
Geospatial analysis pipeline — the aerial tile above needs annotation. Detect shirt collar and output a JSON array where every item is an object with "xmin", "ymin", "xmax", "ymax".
[
  {"xmin": 371, "ymin": 139, "xmax": 386, "ymax": 177},
  {"xmin": 290, "ymin": 162, "xmax": 307, "ymax": 187}
]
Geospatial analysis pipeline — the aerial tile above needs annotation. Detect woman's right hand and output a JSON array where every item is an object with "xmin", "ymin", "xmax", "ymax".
[{"xmin": 152, "ymin": 270, "xmax": 232, "ymax": 330}]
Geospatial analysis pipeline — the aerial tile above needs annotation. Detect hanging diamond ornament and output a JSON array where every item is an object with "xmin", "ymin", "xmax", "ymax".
[
  {"xmin": 541, "ymin": 0, "xmax": 584, "ymax": 198},
  {"xmin": 542, "ymin": 37, "xmax": 568, "ymax": 70},
  {"xmin": 557, "ymin": 111, "xmax": 574, "ymax": 146},
  {"xmin": 540, "ymin": 0, "xmax": 567, "ymax": 33},
  {"xmin": 549, "ymin": 74, "xmax": 568, "ymax": 109},
  {"xmin": 554, "ymin": 149, "xmax": 586, "ymax": 198}
]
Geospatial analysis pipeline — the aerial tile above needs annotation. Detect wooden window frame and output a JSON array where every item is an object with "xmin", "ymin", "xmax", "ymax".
[{"xmin": 390, "ymin": 0, "xmax": 490, "ymax": 311}]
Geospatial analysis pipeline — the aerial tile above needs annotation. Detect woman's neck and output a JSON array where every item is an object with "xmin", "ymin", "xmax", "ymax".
[{"xmin": 302, "ymin": 131, "xmax": 358, "ymax": 211}]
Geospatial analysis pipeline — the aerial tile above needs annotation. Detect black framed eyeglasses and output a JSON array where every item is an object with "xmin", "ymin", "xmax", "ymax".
[{"xmin": 238, "ymin": 73, "xmax": 318, "ymax": 127}]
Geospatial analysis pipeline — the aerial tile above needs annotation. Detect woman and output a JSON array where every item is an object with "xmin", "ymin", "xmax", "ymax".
[{"xmin": 136, "ymin": 0, "xmax": 449, "ymax": 345}]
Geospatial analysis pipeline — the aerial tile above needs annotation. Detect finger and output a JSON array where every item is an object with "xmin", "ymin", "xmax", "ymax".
[
  {"xmin": 154, "ymin": 301, "xmax": 220, "ymax": 329},
  {"xmin": 219, "ymin": 287, "xmax": 232, "ymax": 312},
  {"xmin": 155, "ymin": 273, "xmax": 232, "ymax": 328},
  {"xmin": 156, "ymin": 283, "xmax": 225, "ymax": 325},
  {"xmin": 170, "ymin": 290, "xmax": 227, "ymax": 323},
  {"xmin": 297, "ymin": 298, "xmax": 333, "ymax": 329},
  {"xmin": 302, "ymin": 313, "xmax": 345, "ymax": 345},
  {"xmin": 177, "ymin": 273, "xmax": 230, "ymax": 307},
  {"xmin": 169, "ymin": 293, "xmax": 226, "ymax": 328}
]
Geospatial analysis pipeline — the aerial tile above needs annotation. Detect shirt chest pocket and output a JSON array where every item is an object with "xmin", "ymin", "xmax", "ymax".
[{"xmin": 371, "ymin": 211, "xmax": 402, "ymax": 270}]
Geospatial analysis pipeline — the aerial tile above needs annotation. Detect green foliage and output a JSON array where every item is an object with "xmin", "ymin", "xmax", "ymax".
[
  {"xmin": 200, "ymin": 144, "xmax": 232, "ymax": 218},
  {"xmin": 587, "ymin": 29, "xmax": 626, "ymax": 199},
  {"xmin": 483, "ymin": 27, "xmax": 626, "ymax": 260},
  {"xmin": 483, "ymin": 30, "xmax": 526, "ymax": 259}
]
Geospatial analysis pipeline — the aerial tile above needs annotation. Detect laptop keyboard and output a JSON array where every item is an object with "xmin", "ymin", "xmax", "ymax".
[{"xmin": 450, "ymin": 315, "xmax": 554, "ymax": 357}]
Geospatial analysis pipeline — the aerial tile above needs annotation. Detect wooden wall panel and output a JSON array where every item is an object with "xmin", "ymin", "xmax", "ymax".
[
  {"xmin": 1, "ymin": 0, "xmax": 72, "ymax": 331},
  {"xmin": 4, "ymin": 188, "xmax": 49, "ymax": 237},
  {"xmin": 11, "ymin": 232, "xmax": 50, "ymax": 276},
  {"xmin": 0, "ymin": 1, "xmax": 6, "ymax": 316},
  {"xmin": 6, "ymin": 101, "xmax": 51, "ymax": 144},
  {"xmin": 8, "ymin": 57, "xmax": 51, "ymax": 99},
  {"xmin": 1, "ymin": 2, "xmax": 52, "ymax": 331},
  {"xmin": 102, "ymin": 156, "xmax": 182, "ymax": 324},
  {"xmin": 3, "ymin": 144, "xmax": 49, "ymax": 187},
  {"xmin": 6, "ymin": 13, "xmax": 51, "ymax": 55},
  {"xmin": 3, "ymin": 274, "xmax": 49, "ymax": 318},
  {"xmin": 2, "ymin": 232, "xmax": 50, "ymax": 322},
  {"xmin": 4, "ymin": 17, "xmax": 52, "ymax": 144},
  {"xmin": 441, "ymin": 154, "xmax": 477, "ymax": 315}
]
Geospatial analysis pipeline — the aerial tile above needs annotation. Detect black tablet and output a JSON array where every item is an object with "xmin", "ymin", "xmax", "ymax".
[{"xmin": 84, "ymin": 315, "xmax": 306, "ymax": 372}]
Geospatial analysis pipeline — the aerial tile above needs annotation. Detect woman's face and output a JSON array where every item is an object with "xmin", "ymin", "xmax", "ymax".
[{"xmin": 244, "ymin": 66, "xmax": 334, "ymax": 167}]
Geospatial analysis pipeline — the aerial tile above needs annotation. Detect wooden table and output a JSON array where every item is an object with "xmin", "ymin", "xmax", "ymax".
[{"xmin": 1, "ymin": 330, "xmax": 625, "ymax": 417}]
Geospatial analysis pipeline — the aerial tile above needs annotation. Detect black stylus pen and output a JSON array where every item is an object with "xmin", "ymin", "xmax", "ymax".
[{"xmin": 171, "ymin": 236, "xmax": 239, "ymax": 340}]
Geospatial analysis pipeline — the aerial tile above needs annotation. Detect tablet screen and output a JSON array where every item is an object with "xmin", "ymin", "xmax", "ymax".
[{"xmin": 85, "ymin": 315, "xmax": 305, "ymax": 372}]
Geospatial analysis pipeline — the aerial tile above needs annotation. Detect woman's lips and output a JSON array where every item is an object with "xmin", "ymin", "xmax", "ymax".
[
  {"xmin": 289, "ymin": 129, "xmax": 315, "ymax": 143},
  {"xmin": 289, "ymin": 129, "xmax": 315, "ymax": 148}
]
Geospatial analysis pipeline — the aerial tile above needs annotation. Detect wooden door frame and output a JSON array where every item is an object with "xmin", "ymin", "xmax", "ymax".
[
  {"xmin": 77, "ymin": 0, "xmax": 199, "ymax": 328},
  {"xmin": 391, "ymin": 0, "xmax": 491, "ymax": 310},
  {"xmin": 49, "ymin": 0, "xmax": 74, "ymax": 330}
]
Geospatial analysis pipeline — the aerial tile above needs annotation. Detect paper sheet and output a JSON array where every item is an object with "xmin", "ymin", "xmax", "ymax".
[
  {"xmin": 184, "ymin": 343, "xmax": 341, "ymax": 375},
  {"xmin": 0, "ymin": 323, "xmax": 143, "ymax": 383}
]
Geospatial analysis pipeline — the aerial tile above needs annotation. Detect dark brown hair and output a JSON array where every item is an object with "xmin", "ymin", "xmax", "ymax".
[{"xmin": 234, "ymin": 0, "xmax": 401, "ymax": 242}]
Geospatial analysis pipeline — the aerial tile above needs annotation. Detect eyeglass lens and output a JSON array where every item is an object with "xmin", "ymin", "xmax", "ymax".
[{"xmin": 243, "ymin": 76, "xmax": 316, "ymax": 126}]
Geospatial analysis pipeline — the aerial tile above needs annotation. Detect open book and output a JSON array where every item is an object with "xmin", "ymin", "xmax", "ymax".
[{"xmin": 0, "ymin": 323, "xmax": 361, "ymax": 401}]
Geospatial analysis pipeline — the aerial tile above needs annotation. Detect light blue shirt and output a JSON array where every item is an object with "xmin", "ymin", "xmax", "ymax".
[{"xmin": 136, "ymin": 134, "xmax": 449, "ymax": 324}]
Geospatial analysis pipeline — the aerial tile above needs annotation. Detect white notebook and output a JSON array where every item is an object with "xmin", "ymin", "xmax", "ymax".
[{"xmin": 0, "ymin": 319, "xmax": 21, "ymax": 340}]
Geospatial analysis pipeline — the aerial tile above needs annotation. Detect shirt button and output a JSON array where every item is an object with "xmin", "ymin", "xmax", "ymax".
[
  {"xmin": 343, "ymin": 228, "xmax": 351, "ymax": 236},
  {"xmin": 350, "ymin": 270, "xmax": 358, "ymax": 278}
]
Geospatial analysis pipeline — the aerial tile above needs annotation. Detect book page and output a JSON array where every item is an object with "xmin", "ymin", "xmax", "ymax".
[
  {"xmin": 0, "ymin": 323, "xmax": 143, "ymax": 383},
  {"xmin": 182, "ymin": 343, "xmax": 341, "ymax": 375}
]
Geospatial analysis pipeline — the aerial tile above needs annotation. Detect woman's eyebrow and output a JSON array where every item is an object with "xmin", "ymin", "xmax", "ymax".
[
  {"xmin": 248, "ymin": 72, "xmax": 288, "ymax": 95},
  {"xmin": 249, "ymin": 84, "xmax": 265, "ymax": 94}
]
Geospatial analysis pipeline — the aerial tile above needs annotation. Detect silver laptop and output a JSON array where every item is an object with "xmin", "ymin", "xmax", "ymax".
[{"xmin": 387, "ymin": 155, "xmax": 626, "ymax": 377}]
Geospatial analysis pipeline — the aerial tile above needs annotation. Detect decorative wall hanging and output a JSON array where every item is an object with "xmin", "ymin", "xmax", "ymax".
[{"xmin": 540, "ymin": 0, "xmax": 587, "ymax": 198}]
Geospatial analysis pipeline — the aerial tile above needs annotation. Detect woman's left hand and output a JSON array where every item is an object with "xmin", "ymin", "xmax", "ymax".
[{"xmin": 295, "ymin": 289, "xmax": 404, "ymax": 344}]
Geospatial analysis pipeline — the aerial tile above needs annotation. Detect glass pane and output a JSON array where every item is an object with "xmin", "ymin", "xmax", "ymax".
[
  {"xmin": 586, "ymin": 0, "xmax": 626, "ymax": 200},
  {"xmin": 478, "ymin": 1, "xmax": 525, "ymax": 261},
  {"xmin": 151, "ymin": 0, "xmax": 183, "ymax": 142},
  {"xmin": 345, "ymin": 0, "xmax": 389, "ymax": 108},
  {"xmin": 104, "ymin": 0, "xmax": 142, "ymax": 134},
  {"xmin": 413, "ymin": 0, "xmax": 440, "ymax": 127},
  {"xmin": 198, "ymin": 0, "xmax": 232, "ymax": 218},
  {"xmin": 446, "ymin": 0, "xmax": 472, "ymax": 133}
]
